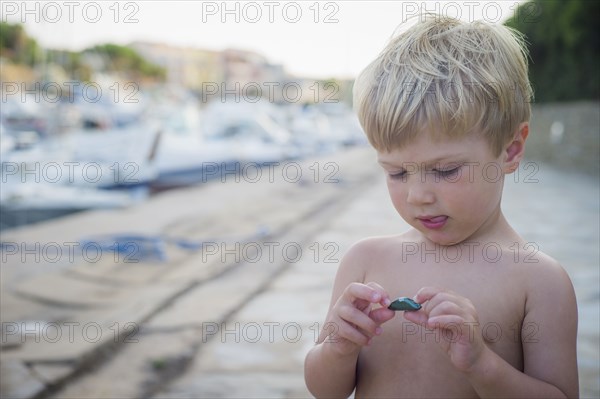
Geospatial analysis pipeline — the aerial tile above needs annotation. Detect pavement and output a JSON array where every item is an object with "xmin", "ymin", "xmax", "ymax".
[{"xmin": 1, "ymin": 146, "xmax": 598, "ymax": 398}]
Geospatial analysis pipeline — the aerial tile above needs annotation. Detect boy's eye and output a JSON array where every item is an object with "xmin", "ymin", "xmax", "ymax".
[
  {"xmin": 435, "ymin": 166, "xmax": 460, "ymax": 177},
  {"xmin": 388, "ymin": 171, "xmax": 407, "ymax": 180}
]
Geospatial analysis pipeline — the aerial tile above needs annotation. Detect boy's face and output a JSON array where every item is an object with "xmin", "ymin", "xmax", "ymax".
[{"xmin": 378, "ymin": 132, "xmax": 506, "ymax": 246}]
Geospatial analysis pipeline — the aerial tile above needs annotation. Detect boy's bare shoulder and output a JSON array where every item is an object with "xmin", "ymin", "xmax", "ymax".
[
  {"xmin": 518, "ymin": 249, "xmax": 572, "ymax": 284},
  {"xmin": 340, "ymin": 233, "xmax": 415, "ymax": 272},
  {"xmin": 345, "ymin": 234, "xmax": 401, "ymax": 253},
  {"xmin": 345, "ymin": 232, "xmax": 416, "ymax": 256},
  {"xmin": 516, "ymin": 249, "xmax": 576, "ymax": 312}
]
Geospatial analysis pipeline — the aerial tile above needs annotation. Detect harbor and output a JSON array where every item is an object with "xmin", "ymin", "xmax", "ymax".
[{"xmin": 0, "ymin": 87, "xmax": 365, "ymax": 230}]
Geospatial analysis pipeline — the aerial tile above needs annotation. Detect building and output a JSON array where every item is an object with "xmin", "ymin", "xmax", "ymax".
[{"xmin": 130, "ymin": 42, "xmax": 222, "ymax": 93}]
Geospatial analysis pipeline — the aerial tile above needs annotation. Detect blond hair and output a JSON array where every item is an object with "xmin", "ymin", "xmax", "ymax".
[{"xmin": 353, "ymin": 15, "xmax": 533, "ymax": 156}]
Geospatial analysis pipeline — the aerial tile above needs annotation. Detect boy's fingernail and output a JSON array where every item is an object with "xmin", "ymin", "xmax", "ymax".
[
  {"xmin": 383, "ymin": 298, "xmax": 392, "ymax": 306},
  {"xmin": 371, "ymin": 293, "xmax": 381, "ymax": 302},
  {"xmin": 375, "ymin": 327, "xmax": 383, "ymax": 335}
]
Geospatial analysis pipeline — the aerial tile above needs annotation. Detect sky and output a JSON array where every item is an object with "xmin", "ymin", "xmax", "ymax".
[{"xmin": 2, "ymin": 1, "xmax": 527, "ymax": 79}]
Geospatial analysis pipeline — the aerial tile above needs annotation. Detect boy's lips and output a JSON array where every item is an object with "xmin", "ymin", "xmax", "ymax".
[{"xmin": 417, "ymin": 215, "xmax": 448, "ymax": 229}]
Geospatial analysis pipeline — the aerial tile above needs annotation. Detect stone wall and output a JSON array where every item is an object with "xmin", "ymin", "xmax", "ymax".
[{"xmin": 527, "ymin": 102, "xmax": 599, "ymax": 177}]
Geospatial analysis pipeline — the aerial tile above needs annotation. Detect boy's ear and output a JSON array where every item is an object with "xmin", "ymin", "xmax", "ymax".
[{"xmin": 503, "ymin": 122, "xmax": 529, "ymax": 174}]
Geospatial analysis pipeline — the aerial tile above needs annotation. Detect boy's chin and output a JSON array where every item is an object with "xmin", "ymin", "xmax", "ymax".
[
  {"xmin": 417, "ymin": 229, "xmax": 465, "ymax": 246},
  {"xmin": 429, "ymin": 237, "xmax": 462, "ymax": 246}
]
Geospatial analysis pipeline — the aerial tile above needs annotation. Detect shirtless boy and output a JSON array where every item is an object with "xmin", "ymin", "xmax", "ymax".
[{"xmin": 304, "ymin": 16, "xmax": 578, "ymax": 398}]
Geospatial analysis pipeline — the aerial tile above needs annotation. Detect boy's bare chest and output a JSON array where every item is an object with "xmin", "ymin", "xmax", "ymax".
[
  {"xmin": 366, "ymin": 249, "xmax": 528, "ymax": 322},
  {"xmin": 357, "ymin": 256, "xmax": 528, "ymax": 396},
  {"xmin": 367, "ymin": 253, "xmax": 528, "ymax": 342}
]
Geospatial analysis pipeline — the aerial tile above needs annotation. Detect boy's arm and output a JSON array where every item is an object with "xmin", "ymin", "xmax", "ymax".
[
  {"xmin": 467, "ymin": 260, "xmax": 579, "ymax": 398},
  {"xmin": 304, "ymin": 240, "xmax": 394, "ymax": 398},
  {"xmin": 304, "ymin": 338, "xmax": 361, "ymax": 398}
]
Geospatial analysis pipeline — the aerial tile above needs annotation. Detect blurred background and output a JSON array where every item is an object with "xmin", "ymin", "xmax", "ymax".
[{"xmin": 1, "ymin": 1, "xmax": 598, "ymax": 398}]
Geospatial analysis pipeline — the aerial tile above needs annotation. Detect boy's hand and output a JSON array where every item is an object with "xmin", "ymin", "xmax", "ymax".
[
  {"xmin": 403, "ymin": 286, "xmax": 485, "ymax": 372},
  {"xmin": 325, "ymin": 282, "xmax": 395, "ymax": 356}
]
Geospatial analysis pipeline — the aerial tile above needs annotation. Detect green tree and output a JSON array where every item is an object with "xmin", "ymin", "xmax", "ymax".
[
  {"xmin": 504, "ymin": 0, "xmax": 600, "ymax": 102},
  {"xmin": 46, "ymin": 49, "xmax": 93, "ymax": 82},
  {"xmin": 0, "ymin": 22, "xmax": 164, "ymax": 82},
  {"xmin": 0, "ymin": 21, "xmax": 41, "ymax": 66},
  {"xmin": 85, "ymin": 44, "xmax": 165, "ymax": 80}
]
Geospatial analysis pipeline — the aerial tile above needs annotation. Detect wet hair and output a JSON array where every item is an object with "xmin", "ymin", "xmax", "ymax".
[{"xmin": 353, "ymin": 15, "xmax": 533, "ymax": 156}]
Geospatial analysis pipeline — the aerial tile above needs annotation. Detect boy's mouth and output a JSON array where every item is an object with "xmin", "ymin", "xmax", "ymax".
[{"xmin": 417, "ymin": 215, "xmax": 448, "ymax": 229}]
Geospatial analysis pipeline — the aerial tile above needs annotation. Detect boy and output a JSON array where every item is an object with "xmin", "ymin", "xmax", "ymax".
[{"xmin": 304, "ymin": 16, "xmax": 578, "ymax": 398}]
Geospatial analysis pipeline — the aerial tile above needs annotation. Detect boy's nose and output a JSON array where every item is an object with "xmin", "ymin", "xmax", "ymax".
[{"xmin": 406, "ymin": 184, "xmax": 435, "ymax": 205}]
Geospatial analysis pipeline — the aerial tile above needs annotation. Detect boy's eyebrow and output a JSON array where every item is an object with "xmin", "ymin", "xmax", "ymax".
[
  {"xmin": 378, "ymin": 156, "xmax": 465, "ymax": 168},
  {"xmin": 377, "ymin": 159, "xmax": 402, "ymax": 167}
]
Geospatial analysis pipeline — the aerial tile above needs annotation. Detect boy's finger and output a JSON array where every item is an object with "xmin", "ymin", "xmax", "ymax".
[
  {"xmin": 365, "ymin": 282, "xmax": 392, "ymax": 306},
  {"xmin": 426, "ymin": 315, "xmax": 465, "ymax": 330},
  {"xmin": 414, "ymin": 286, "xmax": 444, "ymax": 303},
  {"xmin": 344, "ymin": 282, "xmax": 384, "ymax": 304},
  {"xmin": 333, "ymin": 320, "xmax": 371, "ymax": 346},
  {"xmin": 427, "ymin": 300, "xmax": 463, "ymax": 319},
  {"xmin": 369, "ymin": 307, "xmax": 396, "ymax": 324},
  {"xmin": 339, "ymin": 305, "xmax": 383, "ymax": 337},
  {"xmin": 402, "ymin": 309, "xmax": 428, "ymax": 326}
]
